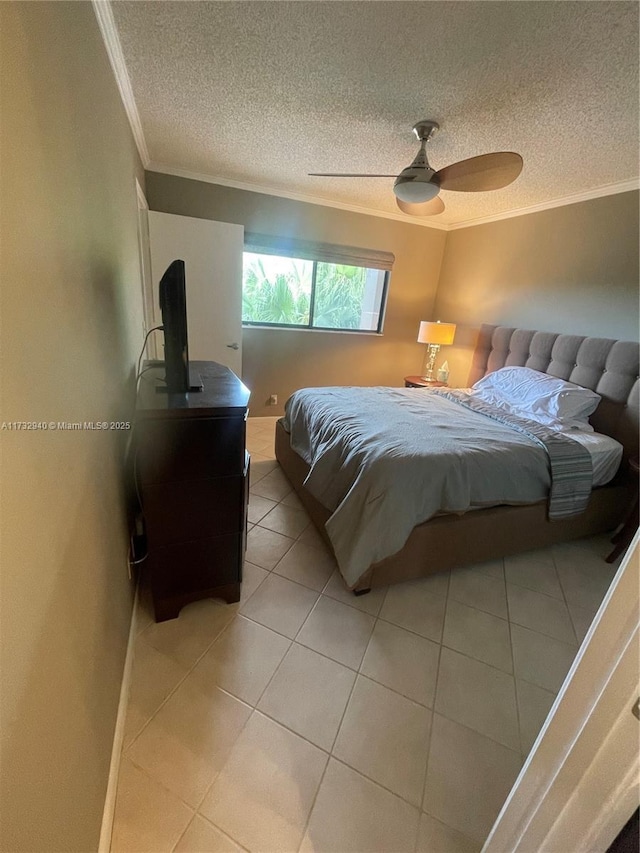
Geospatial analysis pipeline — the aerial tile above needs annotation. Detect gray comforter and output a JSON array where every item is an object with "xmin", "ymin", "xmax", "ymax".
[{"xmin": 282, "ymin": 386, "xmax": 592, "ymax": 587}]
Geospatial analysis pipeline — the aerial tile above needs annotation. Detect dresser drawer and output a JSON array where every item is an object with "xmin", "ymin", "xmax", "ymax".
[
  {"xmin": 136, "ymin": 415, "xmax": 245, "ymax": 484},
  {"xmin": 143, "ymin": 475, "xmax": 246, "ymax": 546},
  {"xmin": 148, "ymin": 534, "xmax": 243, "ymax": 600}
]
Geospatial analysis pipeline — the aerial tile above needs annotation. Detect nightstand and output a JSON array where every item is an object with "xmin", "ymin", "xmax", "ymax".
[
  {"xmin": 404, "ymin": 376, "xmax": 448, "ymax": 389},
  {"xmin": 606, "ymin": 456, "xmax": 639, "ymax": 563}
]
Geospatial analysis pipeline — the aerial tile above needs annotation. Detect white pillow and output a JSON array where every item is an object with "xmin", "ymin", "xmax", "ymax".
[{"xmin": 472, "ymin": 366, "xmax": 601, "ymax": 431}]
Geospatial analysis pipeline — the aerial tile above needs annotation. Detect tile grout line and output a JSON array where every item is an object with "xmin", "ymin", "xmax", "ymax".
[
  {"xmin": 417, "ymin": 568, "xmax": 451, "ymax": 849},
  {"xmin": 235, "ymin": 570, "xmax": 410, "ymax": 840},
  {"xmin": 507, "ymin": 612, "xmax": 580, "ymax": 648},
  {"xmin": 251, "ymin": 505, "xmax": 311, "ymax": 537},
  {"xmin": 239, "ymin": 572, "xmax": 545, "ymax": 748},
  {"xmin": 186, "ymin": 714, "xmax": 258, "ymax": 850},
  {"xmin": 443, "ymin": 576, "xmax": 579, "ymax": 672},
  {"xmin": 190, "ymin": 704, "xmax": 255, "ymax": 822},
  {"xmin": 291, "ymin": 584, "xmax": 366, "ymax": 851},
  {"xmin": 125, "ymin": 605, "xmax": 239, "ymax": 754},
  {"xmin": 550, "ymin": 544, "xmax": 583, "ymax": 646},
  {"xmin": 124, "ymin": 754, "xmax": 197, "ymax": 815},
  {"xmin": 168, "ymin": 814, "xmax": 198, "ymax": 853},
  {"xmin": 504, "ymin": 553, "xmax": 583, "ymax": 644},
  {"xmin": 135, "ymin": 588, "xmax": 552, "ymax": 807},
  {"xmin": 170, "ymin": 811, "xmax": 252, "ymax": 853},
  {"xmin": 503, "ymin": 559, "xmax": 527, "ymax": 760},
  {"xmin": 244, "ymin": 633, "xmax": 295, "ymax": 711},
  {"xmin": 294, "ymin": 756, "xmax": 331, "ymax": 853},
  {"xmin": 181, "ymin": 599, "xmax": 295, "ymax": 820},
  {"xmin": 193, "ymin": 812, "xmax": 253, "ymax": 853},
  {"xmin": 121, "ymin": 646, "xmax": 192, "ymax": 752},
  {"xmin": 338, "ymin": 603, "xmax": 381, "ymax": 752}
]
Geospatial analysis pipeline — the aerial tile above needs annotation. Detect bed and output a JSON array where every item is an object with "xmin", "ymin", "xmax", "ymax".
[{"xmin": 274, "ymin": 324, "xmax": 639, "ymax": 593}]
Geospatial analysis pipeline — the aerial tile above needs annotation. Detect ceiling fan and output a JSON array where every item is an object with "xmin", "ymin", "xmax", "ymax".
[{"xmin": 309, "ymin": 120, "xmax": 523, "ymax": 216}]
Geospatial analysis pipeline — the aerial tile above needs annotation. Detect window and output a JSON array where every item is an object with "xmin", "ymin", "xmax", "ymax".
[{"xmin": 241, "ymin": 236, "xmax": 393, "ymax": 333}]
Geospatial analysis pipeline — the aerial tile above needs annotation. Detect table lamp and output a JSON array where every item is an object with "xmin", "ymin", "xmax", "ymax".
[{"xmin": 417, "ymin": 320, "xmax": 456, "ymax": 381}]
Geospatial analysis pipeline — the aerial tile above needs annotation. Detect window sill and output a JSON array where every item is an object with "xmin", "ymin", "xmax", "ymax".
[{"xmin": 242, "ymin": 325, "xmax": 384, "ymax": 336}]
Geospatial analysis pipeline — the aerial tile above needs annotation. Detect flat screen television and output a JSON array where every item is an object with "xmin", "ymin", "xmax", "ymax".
[
  {"xmin": 159, "ymin": 260, "xmax": 189, "ymax": 393},
  {"xmin": 158, "ymin": 259, "xmax": 202, "ymax": 393}
]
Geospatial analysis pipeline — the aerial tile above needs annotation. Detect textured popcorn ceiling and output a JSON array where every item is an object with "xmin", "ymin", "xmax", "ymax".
[{"xmin": 112, "ymin": 1, "xmax": 639, "ymax": 226}]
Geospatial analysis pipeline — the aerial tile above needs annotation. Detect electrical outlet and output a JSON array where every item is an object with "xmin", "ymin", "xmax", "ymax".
[{"xmin": 269, "ymin": 394, "xmax": 278, "ymax": 405}]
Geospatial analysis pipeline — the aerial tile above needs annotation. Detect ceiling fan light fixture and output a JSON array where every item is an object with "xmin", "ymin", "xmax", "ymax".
[{"xmin": 393, "ymin": 176, "xmax": 440, "ymax": 203}]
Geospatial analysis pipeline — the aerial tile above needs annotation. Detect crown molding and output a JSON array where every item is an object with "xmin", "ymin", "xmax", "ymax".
[
  {"xmin": 146, "ymin": 163, "xmax": 638, "ymax": 233},
  {"xmin": 448, "ymin": 178, "xmax": 640, "ymax": 230},
  {"xmin": 145, "ymin": 163, "xmax": 450, "ymax": 231},
  {"xmin": 92, "ymin": 0, "xmax": 150, "ymax": 168}
]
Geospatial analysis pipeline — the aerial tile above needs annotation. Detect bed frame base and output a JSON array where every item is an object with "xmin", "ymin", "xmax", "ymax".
[{"xmin": 275, "ymin": 420, "xmax": 631, "ymax": 593}]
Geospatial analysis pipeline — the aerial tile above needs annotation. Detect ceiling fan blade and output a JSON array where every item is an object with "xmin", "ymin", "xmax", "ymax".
[
  {"xmin": 308, "ymin": 173, "xmax": 398, "ymax": 178},
  {"xmin": 396, "ymin": 196, "xmax": 445, "ymax": 216},
  {"xmin": 436, "ymin": 152, "xmax": 523, "ymax": 192}
]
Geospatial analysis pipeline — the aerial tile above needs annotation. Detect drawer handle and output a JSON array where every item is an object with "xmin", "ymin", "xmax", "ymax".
[{"xmin": 226, "ymin": 342, "xmax": 239, "ymax": 350}]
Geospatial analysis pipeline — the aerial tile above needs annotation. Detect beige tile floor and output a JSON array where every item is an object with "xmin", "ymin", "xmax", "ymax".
[{"xmin": 111, "ymin": 417, "xmax": 622, "ymax": 853}]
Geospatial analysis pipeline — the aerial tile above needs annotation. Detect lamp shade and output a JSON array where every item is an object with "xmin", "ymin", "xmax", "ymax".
[{"xmin": 417, "ymin": 321, "xmax": 456, "ymax": 346}]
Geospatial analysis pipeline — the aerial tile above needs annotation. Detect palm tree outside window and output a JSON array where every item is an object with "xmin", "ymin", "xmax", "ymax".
[{"xmin": 242, "ymin": 250, "xmax": 390, "ymax": 333}]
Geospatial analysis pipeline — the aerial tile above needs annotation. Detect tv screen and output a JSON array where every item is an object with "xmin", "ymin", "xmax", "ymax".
[{"xmin": 159, "ymin": 259, "xmax": 189, "ymax": 393}]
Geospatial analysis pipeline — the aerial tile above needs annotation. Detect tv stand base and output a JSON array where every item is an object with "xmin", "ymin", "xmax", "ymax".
[{"xmin": 153, "ymin": 365, "xmax": 204, "ymax": 393}]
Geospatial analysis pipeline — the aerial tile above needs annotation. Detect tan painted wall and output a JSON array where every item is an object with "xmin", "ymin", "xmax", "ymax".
[
  {"xmin": 0, "ymin": 4, "xmax": 145, "ymax": 850},
  {"xmin": 433, "ymin": 192, "xmax": 640, "ymax": 388},
  {"xmin": 145, "ymin": 173, "xmax": 448, "ymax": 414},
  {"xmin": 145, "ymin": 176, "xmax": 638, "ymax": 409}
]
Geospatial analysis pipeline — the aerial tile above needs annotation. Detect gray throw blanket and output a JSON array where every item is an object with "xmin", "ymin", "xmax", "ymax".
[{"xmin": 433, "ymin": 389, "xmax": 593, "ymax": 520}]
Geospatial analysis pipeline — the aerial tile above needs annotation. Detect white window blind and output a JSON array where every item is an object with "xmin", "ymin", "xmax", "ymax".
[{"xmin": 244, "ymin": 233, "xmax": 395, "ymax": 272}]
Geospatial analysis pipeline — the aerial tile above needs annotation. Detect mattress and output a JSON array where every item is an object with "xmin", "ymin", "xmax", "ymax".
[{"xmin": 568, "ymin": 431, "xmax": 623, "ymax": 487}]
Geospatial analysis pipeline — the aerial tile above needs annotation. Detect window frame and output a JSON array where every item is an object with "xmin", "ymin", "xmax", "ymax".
[{"xmin": 241, "ymin": 252, "xmax": 391, "ymax": 334}]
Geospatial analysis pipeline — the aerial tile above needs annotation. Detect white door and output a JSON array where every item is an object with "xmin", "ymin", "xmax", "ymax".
[{"xmin": 148, "ymin": 211, "xmax": 244, "ymax": 374}]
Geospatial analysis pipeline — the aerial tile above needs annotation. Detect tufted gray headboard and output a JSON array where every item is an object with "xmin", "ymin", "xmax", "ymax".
[{"xmin": 468, "ymin": 324, "xmax": 640, "ymax": 460}]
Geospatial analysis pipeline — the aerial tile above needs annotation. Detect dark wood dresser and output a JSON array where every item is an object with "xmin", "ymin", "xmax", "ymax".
[{"xmin": 135, "ymin": 360, "xmax": 250, "ymax": 622}]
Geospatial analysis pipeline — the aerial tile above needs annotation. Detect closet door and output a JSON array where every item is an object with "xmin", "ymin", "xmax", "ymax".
[{"xmin": 149, "ymin": 211, "xmax": 244, "ymax": 373}]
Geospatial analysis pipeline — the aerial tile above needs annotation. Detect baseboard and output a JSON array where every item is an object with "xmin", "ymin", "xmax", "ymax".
[{"xmin": 98, "ymin": 583, "xmax": 139, "ymax": 853}]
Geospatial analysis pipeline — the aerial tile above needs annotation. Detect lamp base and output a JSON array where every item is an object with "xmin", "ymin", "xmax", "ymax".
[{"xmin": 422, "ymin": 343, "xmax": 440, "ymax": 382}]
